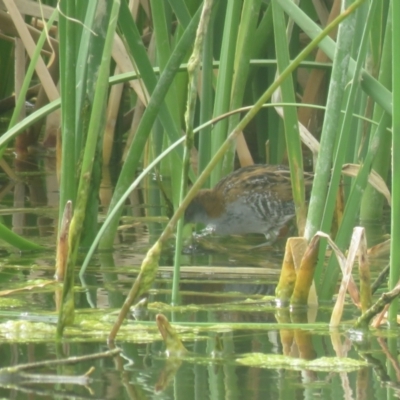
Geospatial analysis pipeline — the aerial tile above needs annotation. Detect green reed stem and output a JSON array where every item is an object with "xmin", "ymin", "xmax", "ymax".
[
  {"xmin": 151, "ymin": 0, "xmax": 182, "ymax": 209},
  {"xmin": 58, "ymin": 0, "xmax": 77, "ymax": 223},
  {"xmin": 210, "ymin": 1, "xmax": 241, "ymax": 186},
  {"xmin": 272, "ymin": 0, "xmax": 306, "ymax": 235},
  {"xmin": 316, "ymin": 0, "xmax": 377, "ymax": 291},
  {"xmin": 359, "ymin": 5, "xmax": 392, "ymax": 221},
  {"xmin": 304, "ymin": 0, "xmax": 356, "ymax": 242},
  {"xmin": 168, "ymin": 0, "xmax": 192, "ymax": 27},
  {"xmin": 57, "ymin": 0, "xmax": 121, "ymax": 338},
  {"xmin": 223, "ymin": 0, "xmax": 262, "ymax": 172},
  {"xmin": 0, "ymin": 222, "xmax": 43, "ymax": 251},
  {"xmin": 172, "ymin": 0, "xmax": 214, "ymax": 305},
  {"xmin": 74, "ymin": 2, "xmax": 98, "ymax": 155},
  {"xmin": 389, "ymin": 0, "xmax": 400, "ymax": 323},
  {"xmin": 57, "ymin": 0, "xmax": 78, "ymax": 339},
  {"xmin": 198, "ymin": 5, "xmax": 215, "ymax": 183},
  {"xmin": 250, "ymin": 5, "xmax": 274, "ymax": 164}
]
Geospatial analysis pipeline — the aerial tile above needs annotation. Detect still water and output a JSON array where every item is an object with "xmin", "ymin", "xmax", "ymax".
[{"xmin": 0, "ymin": 154, "xmax": 395, "ymax": 399}]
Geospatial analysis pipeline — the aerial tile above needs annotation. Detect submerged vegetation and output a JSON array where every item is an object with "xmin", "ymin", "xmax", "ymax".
[{"xmin": 0, "ymin": 0, "xmax": 399, "ymax": 387}]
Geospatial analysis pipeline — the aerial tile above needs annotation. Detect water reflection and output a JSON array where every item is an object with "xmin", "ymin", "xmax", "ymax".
[
  {"xmin": 0, "ymin": 324, "xmax": 395, "ymax": 399},
  {"xmin": 0, "ymin": 153, "xmax": 394, "ymax": 399}
]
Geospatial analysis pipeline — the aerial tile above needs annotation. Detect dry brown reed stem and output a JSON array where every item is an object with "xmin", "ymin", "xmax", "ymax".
[{"xmin": 55, "ymin": 200, "xmax": 72, "ymax": 281}]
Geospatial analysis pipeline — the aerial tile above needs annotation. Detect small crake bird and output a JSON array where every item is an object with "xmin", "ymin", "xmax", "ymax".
[{"xmin": 185, "ymin": 164, "xmax": 311, "ymax": 242}]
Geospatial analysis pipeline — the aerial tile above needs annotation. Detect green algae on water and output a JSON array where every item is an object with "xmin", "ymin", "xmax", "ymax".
[{"xmin": 237, "ymin": 353, "xmax": 368, "ymax": 372}]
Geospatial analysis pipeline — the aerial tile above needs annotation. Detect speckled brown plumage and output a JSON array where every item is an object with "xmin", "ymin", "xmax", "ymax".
[{"xmin": 185, "ymin": 164, "xmax": 312, "ymax": 241}]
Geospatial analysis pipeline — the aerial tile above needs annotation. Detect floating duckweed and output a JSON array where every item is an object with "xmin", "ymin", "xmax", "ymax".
[{"xmin": 237, "ymin": 353, "xmax": 368, "ymax": 372}]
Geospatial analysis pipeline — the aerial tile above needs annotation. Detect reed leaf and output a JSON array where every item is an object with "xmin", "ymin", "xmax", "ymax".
[
  {"xmin": 58, "ymin": 0, "xmax": 77, "ymax": 221},
  {"xmin": 223, "ymin": 0, "xmax": 262, "ymax": 170},
  {"xmin": 210, "ymin": 1, "xmax": 241, "ymax": 185},
  {"xmin": 360, "ymin": 5, "xmax": 392, "ymax": 221},
  {"xmin": 272, "ymin": 0, "xmax": 306, "ymax": 236},
  {"xmin": 389, "ymin": 0, "xmax": 400, "ymax": 322},
  {"xmin": 0, "ymin": 221, "xmax": 43, "ymax": 251},
  {"xmin": 304, "ymin": 0, "xmax": 356, "ymax": 242},
  {"xmin": 197, "ymin": 4, "xmax": 215, "ymax": 183}
]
